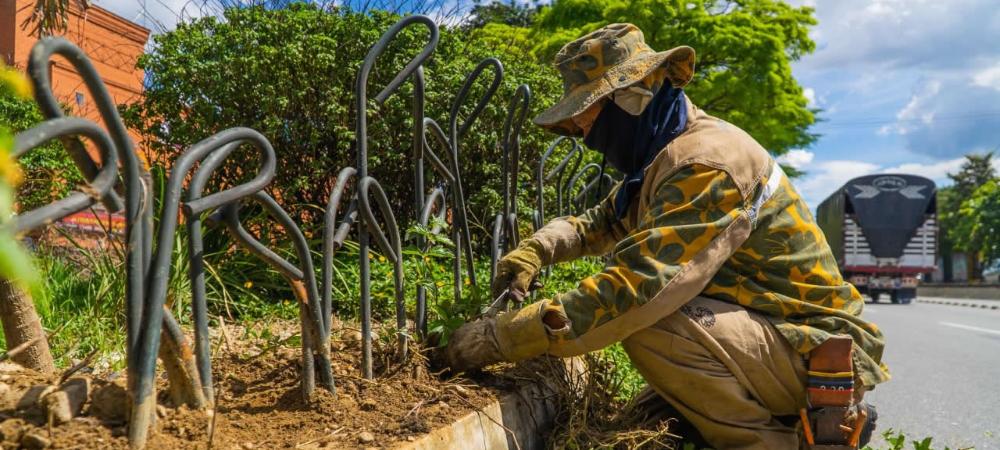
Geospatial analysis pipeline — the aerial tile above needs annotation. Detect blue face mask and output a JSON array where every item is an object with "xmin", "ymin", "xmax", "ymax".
[{"xmin": 583, "ymin": 85, "xmax": 688, "ymax": 219}]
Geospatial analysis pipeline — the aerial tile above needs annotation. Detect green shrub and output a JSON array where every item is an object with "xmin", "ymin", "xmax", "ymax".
[{"xmin": 122, "ymin": 4, "xmax": 570, "ymax": 244}]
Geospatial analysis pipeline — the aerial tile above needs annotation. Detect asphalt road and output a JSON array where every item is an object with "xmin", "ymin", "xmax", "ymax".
[{"xmin": 864, "ymin": 297, "xmax": 1000, "ymax": 449}]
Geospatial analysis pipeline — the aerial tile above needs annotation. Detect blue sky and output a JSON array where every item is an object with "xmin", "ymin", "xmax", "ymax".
[
  {"xmin": 782, "ymin": 0, "xmax": 1000, "ymax": 208},
  {"xmin": 96, "ymin": 0, "xmax": 1000, "ymax": 208}
]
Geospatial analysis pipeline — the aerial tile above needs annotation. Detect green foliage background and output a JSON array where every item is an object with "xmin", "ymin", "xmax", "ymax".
[
  {"xmin": 0, "ymin": 90, "xmax": 81, "ymax": 211},
  {"xmin": 123, "ymin": 0, "xmax": 818, "ymax": 243},
  {"xmin": 122, "ymin": 5, "xmax": 566, "ymax": 241}
]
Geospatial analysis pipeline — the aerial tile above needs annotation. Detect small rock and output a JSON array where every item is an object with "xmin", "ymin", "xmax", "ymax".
[
  {"xmin": 156, "ymin": 405, "xmax": 168, "ymax": 418},
  {"xmin": 437, "ymin": 401, "xmax": 450, "ymax": 409},
  {"xmin": 241, "ymin": 443, "xmax": 256, "ymax": 449},
  {"xmin": 360, "ymin": 398, "xmax": 377, "ymax": 411},
  {"xmin": 90, "ymin": 380, "xmax": 128, "ymax": 423},
  {"xmin": 406, "ymin": 436, "xmax": 415, "ymax": 442},
  {"xmin": 21, "ymin": 432, "xmax": 51, "ymax": 449},
  {"xmin": 358, "ymin": 431, "xmax": 375, "ymax": 444}
]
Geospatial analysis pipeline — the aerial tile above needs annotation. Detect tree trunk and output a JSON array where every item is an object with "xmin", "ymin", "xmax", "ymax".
[{"xmin": 0, "ymin": 278, "xmax": 55, "ymax": 373}]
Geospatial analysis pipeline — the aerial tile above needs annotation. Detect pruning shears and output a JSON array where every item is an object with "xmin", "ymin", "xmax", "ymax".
[{"xmin": 481, "ymin": 278, "xmax": 543, "ymax": 318}]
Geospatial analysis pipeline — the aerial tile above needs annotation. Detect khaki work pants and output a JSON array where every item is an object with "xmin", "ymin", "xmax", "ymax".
[{"xmin": 622, "ymin": 296, "xmax": 808, "ymax": 450}]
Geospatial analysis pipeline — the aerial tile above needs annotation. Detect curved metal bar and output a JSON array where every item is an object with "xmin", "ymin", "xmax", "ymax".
[
  {"xmin": 537, "ymin": 137, "xmax": 581, "ymax": 221},
  {"xmin": 220, "ymin": 192, "xmax": 335, "ymax": 398},
  {"xmin": 12, "ymin": 118, "xmax": 118, "ymax": 233},
  {"xmin": 447, "ymin": 58, "xmax": 504, "ymax": 292},
  {"xmin": 415, "ymin": 186, "xmax": 446, "ymax": 337},
  {"xmin": 323, "ymin": 166, "xmax": 358, "ymax": 335},
  {"xmin": 500, "ymin": 84, "xmax": 531, "ymax": 242},
  {"xmin": 450, "ymin": 58, "xmax": 504, "ymax": 141},
  {"xmin": 567, "ymin": 163, "xmax": 602, "ymax": 204},
  {"xmin": 183, "ymin": 140, "xmax": 267, "ymax": 405},
  {"xmin": 420, "ymin": 118, "xmax": 457, "ymax": 184},
  {"xmin": 355, "ymin": 15, "xmax": 438, "ymax": 379},
  {"xmin": 357, "ymin": 176, "xmax": 407, "ymax": 362},
  {"xmin": 27, "ymin": 37, "xmax": 152, "ymax": 381},
  {"xmin": 130, "ymin": 127, "xmax": 276, "ymax": 447},
  {"xmin": 574, "ymin": 172, "xmax": 616, "ymax": 210},
  {"xmin": 557, "ymin": 147, "xmax": 585, "ymax": 217},
  {"xmin": 419, "ymin": 187, "xmax": 448, "ymax": 234},
  {"xmin": 490, "ymin": 84, "xmax": 531, "ymax": 281}
]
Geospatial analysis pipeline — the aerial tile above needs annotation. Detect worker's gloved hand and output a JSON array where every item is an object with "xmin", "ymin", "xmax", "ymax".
[
  {"xmin": 441, "ymin": 317, "xmax": 504, "ymax": 373},
  {"xmin": 492, "ymin": 239, "xmax": 545, "ymax": 302},
  {"xmin": 441, "ymin": 300, "xmax": 556, "ymax": 373}
]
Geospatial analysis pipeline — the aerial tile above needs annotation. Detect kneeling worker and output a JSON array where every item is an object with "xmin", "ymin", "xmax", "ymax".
[{"xmin": 443, "ymin": 23, "xmax": 887, "ymax": 449}]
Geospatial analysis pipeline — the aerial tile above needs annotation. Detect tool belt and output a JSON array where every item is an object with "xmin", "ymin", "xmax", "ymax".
[{"xmin": 799, "ymin": 336, "xmax": 877, "ymax": 450}]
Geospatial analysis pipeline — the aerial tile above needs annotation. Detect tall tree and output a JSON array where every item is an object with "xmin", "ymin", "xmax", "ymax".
[
  {"xmin": 528, "ymin": 0, "xmax": 818, "ymax": 158},
  {"xmin": 945, "ymin": 152, "xmax": 998, "ymax": 279},
  {"xmin": 957, "ymin": 180, "xmax": 1000, "ymax": 268}
]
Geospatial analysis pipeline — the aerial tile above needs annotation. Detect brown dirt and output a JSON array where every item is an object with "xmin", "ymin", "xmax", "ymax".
[{"xmin": 0, "ymin": 320, "xmax": 516, "ymax": 449}]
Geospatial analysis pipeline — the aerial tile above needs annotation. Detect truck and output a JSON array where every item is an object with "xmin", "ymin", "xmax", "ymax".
[{"xmin": 816, "ymin": 174, "xmax": 937, "ymax": 304}]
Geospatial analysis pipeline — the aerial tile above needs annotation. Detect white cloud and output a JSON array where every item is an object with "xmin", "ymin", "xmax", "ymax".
[
  {"xmin": 803, "ymin": 87, "xmax": 817, "ymax": 107},
  {"xmin": 791, "ymin": 156, "xmax": 983, "ymax": 209},
  {"xmin": 883, "ymin": 158, "xmax": 965, "ymax": 181},
  {"xmin": 973, "ymin": 63, "xmax": 1000, "ymax": 91},
  {"xmin": 795, "ymin": 160, "xmax": 880, "ymax": 208},
  {"xmin": 777, "ymin": 149, "xmax": 815, "ymax": 169}
]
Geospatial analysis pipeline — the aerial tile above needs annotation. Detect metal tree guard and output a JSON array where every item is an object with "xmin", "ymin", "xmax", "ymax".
[
  {"xmin": 422, "ymin": 58, "xmax": 503, "ymax": 307},
  {"xmin": 354, "ymin": 15, "xmax": 439, "ymax": 379},
  {"xmin": 26, "ymin": 37, "xmax": 153, "ymax": 396},
  {"xmin": 129, "ymin": 127, "xmax": 277, "ymax": 447},
  {"xmin": 216, "ymin": 190, "xmax": 334, "ymax": 398},
  {"xmin": 490, "ymin": 84, "xmax": 531, "ymax": 284},
  {"xmin": 533, "ymin": 136, "xmax": 582, "ymax": 230}
]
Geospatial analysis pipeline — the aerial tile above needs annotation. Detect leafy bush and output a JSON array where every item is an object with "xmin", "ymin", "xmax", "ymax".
[
  {"xmin": 122, "ymin": 4, "xmax": 568, "ymax": 244},
  {"xmin": 0, "ymin": 88, "xmax": 81, "ymax": 211}
]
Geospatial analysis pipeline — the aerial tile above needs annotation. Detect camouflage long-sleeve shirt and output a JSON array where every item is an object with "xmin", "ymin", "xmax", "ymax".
[{"xmin": 496, "ymin": 100, "xmax": 889, "ymax": 388}]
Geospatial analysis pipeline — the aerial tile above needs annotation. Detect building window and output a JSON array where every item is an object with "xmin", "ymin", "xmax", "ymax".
[{"xmin": 75, "ymin": 92, "xmax": 86, "ymax": 107}]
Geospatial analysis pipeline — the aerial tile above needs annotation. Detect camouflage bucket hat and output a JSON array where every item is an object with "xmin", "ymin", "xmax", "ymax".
[{"xmin": 533, "ymin": 23, "xmax": 696, "ymax": 136}]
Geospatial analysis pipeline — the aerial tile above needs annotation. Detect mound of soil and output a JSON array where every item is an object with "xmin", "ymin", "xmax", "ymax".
[{"xmin": 0, "ymin": 320, "xmax": 515, "ymax": 449}]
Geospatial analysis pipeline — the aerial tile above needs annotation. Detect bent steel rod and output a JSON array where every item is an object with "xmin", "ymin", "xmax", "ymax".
[
  {"xmin": 323, "ymin": 166, "xmax": 359, "ymax": 335},
  {"xmin": 416, "ymin": 186, "xmax": 447, "ymax": 335},
  {"xmin": 490, "ymin": 84, "xmax": 531, "ymax": 284},
  {"xmin": 574, "ymin": 171, "xmax": 616, "ymax": 212},
  {"xmin": 447, "ymin": 58, "xmax": 503, "ymax": 294},
  {"xmin": 129, "ymin": 127, "xmax": 276, "ymax": 447},
  {"xmin": 218, "ymin": 191, "xmax": 335, "ymax": 398},
  {"xmin": 567, "ymin": 162, "xmax": 602, "ymax": 215},
  {"xmin": 357, "ymin": 176, "xmax": 407, "ymax": 361},
  {"xmin": 355, "ymin": 15, "xmax": 438, "ymax": 379},
  {"xmin": 28, "ymin": 37, "xmax": 152, "ymax": 362},
  {"xmin": 534, "ymin": 137, "xmax": 580, "ymax": 229},
  {"xmin": 12, "ymin": 118, "xmax": 119, "ymax": 234}
]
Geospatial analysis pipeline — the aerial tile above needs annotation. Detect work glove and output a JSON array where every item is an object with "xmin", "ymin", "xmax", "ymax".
[
  {"xmin": 441, "ymin": 301, "xmax": 555, "ymax": 373},
  {"xmin": 492, "ymin": 239, "xmax": 545, "ymax": 303},
  {"xmin": 440, "ymin": 317, "xmax": 504, "ymax": 373}
]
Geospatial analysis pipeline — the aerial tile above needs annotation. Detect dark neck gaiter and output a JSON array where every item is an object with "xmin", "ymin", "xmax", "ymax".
[{"xmin": 583, "ymin": 86, "xmax": 688, "ymax": 219}]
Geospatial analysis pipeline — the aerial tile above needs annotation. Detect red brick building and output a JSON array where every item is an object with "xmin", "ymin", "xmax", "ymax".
[
  {"xmin": 1, "ymin": 0, "xmax": 150, "ymax": 127},
  {"xmin": 2, "ymin": 0, "xmax": 149, "ymax": 242}
]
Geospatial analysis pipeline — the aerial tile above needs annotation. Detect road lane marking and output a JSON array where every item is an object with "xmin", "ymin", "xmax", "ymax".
[{"xmin": 940, "ymin": 322, "xmax": 1000, "ymax": 336}]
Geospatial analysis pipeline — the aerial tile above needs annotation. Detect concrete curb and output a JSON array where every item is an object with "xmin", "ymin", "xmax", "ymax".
[
  {"xmin": 397, "ymin": 381, "xmax": 555, "ymax": 450},
  {"xmin": 917, "ymin": 298, "xmax": 1000, "ymax": 310},
  {"xmin": 399, "ymin": 358, "xmax": 584, "ymax": 450}
]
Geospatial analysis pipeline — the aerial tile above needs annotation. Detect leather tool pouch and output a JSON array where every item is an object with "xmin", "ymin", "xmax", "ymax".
[{"xmin": 800, "ymin": 336, "xmax": 875, "ymax": 450}]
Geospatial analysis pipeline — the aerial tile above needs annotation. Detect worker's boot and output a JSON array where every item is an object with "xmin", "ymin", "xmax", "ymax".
[{"xmin": 800, "ymin": 336, "xmax": 879, "ymax": 450}]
